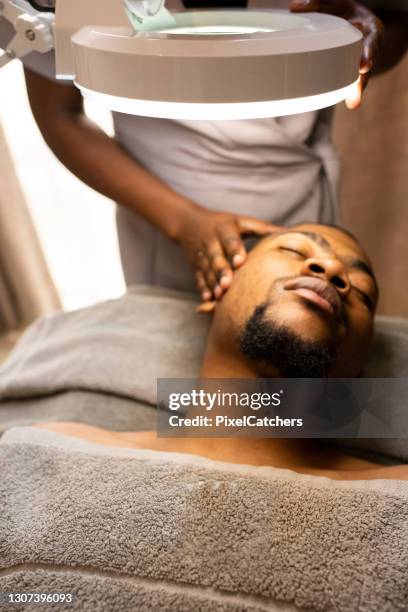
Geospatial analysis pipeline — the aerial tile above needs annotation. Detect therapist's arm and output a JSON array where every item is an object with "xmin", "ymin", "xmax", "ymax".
[
  {"xmin": 23, "ymin": 69, "xmax": 195, "ymax": 242},
  {"xmin": 24, "ymin": 69, "xmax": 277, "ymax": 301}
]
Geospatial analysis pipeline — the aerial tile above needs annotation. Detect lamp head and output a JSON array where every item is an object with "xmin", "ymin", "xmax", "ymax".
[
  {"xmin": 71, "ymin": 7, "xmax": 362, "ymax": 120},
  {"xmin": 3, "ymin": 0, "xmax": 363, "ymax": 121}
]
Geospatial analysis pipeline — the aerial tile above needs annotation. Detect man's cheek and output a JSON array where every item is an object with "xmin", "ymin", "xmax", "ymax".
[
  {"xmin": 231, "ymin": 264, "xmax": 266, "ymax": 296},
  {"xmin": 344, "ymin": 321, "xmax": 373, "ymax": 361},
  {"xmin": 349, "ymin": 310, "xmax": 374, "ymax": 341}
]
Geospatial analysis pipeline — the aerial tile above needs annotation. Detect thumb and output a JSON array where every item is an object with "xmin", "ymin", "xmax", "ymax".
[
  {"xmin": 345, "ymin": 75, "xmax": 363, "ymax": 109},
  {"xmin": 238, "ymin": 217, "xmax": 281, "ymax": 236}
]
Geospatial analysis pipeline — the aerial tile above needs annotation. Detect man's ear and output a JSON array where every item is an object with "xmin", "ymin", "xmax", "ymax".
[{"xmin": 196, "ymin": 301, "xmax": 217, "ymax": 314}]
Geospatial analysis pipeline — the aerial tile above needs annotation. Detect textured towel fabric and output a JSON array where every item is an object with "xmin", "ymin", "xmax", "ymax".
[
  {"xmin": 1, "ymin": 286, "xmax": 408, "ymax": 461},
  {"xmin": 0, "ymin": 287, "xmax": 206, "ymax": 406},
  {"xmin": 0, "ymin": 391, "xmax": 156, "ymax": 432},
  {"xmin": 1, "ymin": 426, "xmax": 408, "ymax": 612}
]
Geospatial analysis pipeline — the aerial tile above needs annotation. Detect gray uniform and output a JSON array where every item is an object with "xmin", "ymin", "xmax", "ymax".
[{"xmin": 1, "ymin": 1, "xmax": 344, "ymax": 292}]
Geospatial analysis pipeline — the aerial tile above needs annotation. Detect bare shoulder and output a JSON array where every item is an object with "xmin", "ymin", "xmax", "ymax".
[
  {"xmin": 33, "ymin": 422, "xmax": 155, "ymax": 451},
  {"xmin": 363, "ymin": 464, "xmax": 408, "ymax": 481},
  {"xmin": 35, "ymin": 421, "xmax": 97, "ymax": 435},
  {"xmin": 34, "ymin": 422, "xmax": 123, "ymax": 446},
  {"xmin": 331, "ymin": 464, "xmax": 408, "ymax": 481}
]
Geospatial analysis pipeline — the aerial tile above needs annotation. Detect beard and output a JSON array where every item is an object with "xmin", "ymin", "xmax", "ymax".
[{"xmin": 239, "ymin": 302, "xmax": 339, "ymax": 378}]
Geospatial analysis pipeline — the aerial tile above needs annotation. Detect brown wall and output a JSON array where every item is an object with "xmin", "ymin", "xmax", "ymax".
[{"xmin": 333, "ymin": 54, "xmax": 408, "ymax": 317}]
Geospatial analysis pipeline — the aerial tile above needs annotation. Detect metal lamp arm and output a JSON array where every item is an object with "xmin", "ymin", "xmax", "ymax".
[
  {"xmin": 26, "ymin": 1, "xmax": 55, "ymax": 12},
  {"xmin": 0, "ymin": 0, "xmax": 54, "ymax": 67}
]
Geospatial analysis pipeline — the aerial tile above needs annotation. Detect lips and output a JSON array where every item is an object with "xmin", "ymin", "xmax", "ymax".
[{"xmin": 283, "ymin": 276, "xmax": 345, "ymax": 324}]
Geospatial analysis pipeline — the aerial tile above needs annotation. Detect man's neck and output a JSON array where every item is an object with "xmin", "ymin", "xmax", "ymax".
[
  {"xmin": 199, "ymin": 347, "xmax": 257, "ymax": 378},
  {"xmin": 188, "ymin": 330, "xmax": 326, "ymax": 469},
  {"xmin": 199, "ymin": 327, "xmax": 266, "ymax": 379}
]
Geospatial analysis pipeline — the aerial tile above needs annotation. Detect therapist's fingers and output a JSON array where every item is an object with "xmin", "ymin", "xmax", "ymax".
[
  {"xmin": 217, "ymin": 224, "xmax": 247, "ymax": 270},
  {"xmin": 206, "ymin": 240, "xmax": 234, "ymax": 298},
  {"xmin": 195, "ymin": 270, "xmax": 212, "ymax": 302},
  {"xmin": 197, "ymin": 246, "xmax": 223, "ymax": 300},
  {"xmin": 345, "ymin": 16, "xmax": 382, "ymax": 108},
  {"xmin": 190, "ymin": 212, "xmax": 280, "ymax": 303},
  {"xmin": 352, "ymin": 14, "xmax": 383, "ymax": 73}
]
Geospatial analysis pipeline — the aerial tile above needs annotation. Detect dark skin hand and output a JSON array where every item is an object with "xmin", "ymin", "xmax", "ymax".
[
  {"xmin": 179, "ymin": 207, "xmax": 278, "ymax": 301},
  {"xmin": 290, "ymin": 0, "xmax": 384, "ymax": 109}
]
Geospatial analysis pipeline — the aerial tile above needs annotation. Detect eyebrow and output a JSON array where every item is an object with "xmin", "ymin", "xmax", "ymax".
[
  {"xmin": 284, "ymin": 230, "xmax": 331, "ymax": 250},
  {"xmin": 282, "ymin": 231, "xmax": 377, "ymax": 286}
]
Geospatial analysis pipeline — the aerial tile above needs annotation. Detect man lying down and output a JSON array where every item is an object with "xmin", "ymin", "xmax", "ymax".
[
  {"xmin": 7, "ymin": 221, "xmax": 404, "ymax": 479},
  {"xmin": 1, "ymin": 223, "xmax": 408, "ymax": 612}
]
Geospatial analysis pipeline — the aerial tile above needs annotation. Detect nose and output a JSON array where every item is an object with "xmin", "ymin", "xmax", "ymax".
[{"xmin": 301, "ymin": 257, "xmax": 351, "ymax": 295}]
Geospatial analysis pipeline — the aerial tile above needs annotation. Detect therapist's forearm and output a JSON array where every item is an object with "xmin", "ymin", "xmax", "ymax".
[
  {"xmin": 44, "ymin": 114, "xmax": 193, "ymax": 239},
  {"xmin": 24, "ymin": 75, "xmax": 195, "ymax": 242}
]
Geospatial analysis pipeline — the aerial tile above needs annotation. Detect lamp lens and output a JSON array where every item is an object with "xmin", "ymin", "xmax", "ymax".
[{"xmin": 158, "ymin": 25, "xmax": 275, "ymax": 34}]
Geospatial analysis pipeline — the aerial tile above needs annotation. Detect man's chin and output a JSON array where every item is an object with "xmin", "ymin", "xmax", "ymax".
[{"xmin": 282, "ymin": 318, "xmax": 336, "ymax": 347}]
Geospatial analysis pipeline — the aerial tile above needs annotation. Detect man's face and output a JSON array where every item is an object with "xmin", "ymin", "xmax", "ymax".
[{"xmin": 213, "ymin": 224, "xmax": 378, "ymax": 377}]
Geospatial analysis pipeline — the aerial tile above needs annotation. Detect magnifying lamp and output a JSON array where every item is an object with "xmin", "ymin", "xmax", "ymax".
[{"xmin": 0, "ymin": 0, "xmax": 363, "ymax": 120}]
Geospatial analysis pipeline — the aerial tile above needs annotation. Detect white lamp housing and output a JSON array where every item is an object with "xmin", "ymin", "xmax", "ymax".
[
  {"xmin": 71, "ymin": 6, "xmax": 363, "ymax": 120},
  {"xmin": 2, "ymin": 0, "xmax": 363, "ymax": 120}
]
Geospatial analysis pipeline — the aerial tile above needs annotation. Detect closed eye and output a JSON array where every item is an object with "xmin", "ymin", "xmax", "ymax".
[
  {"xmin": 279, "ymin": 247, "xmax": 305, "ymax": 258},
  {"xmin": 353, "ymin": 286, "xmax": 374, "ymax": 310}
]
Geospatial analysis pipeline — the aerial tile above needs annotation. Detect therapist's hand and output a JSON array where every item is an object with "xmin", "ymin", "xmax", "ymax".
[
  {"xmin": 177, "ymin": 206, "xmax": 279, "ymax": 302},
  {"xmin": 290, "ymin": 0, "xmax": 384, "ymax": 109}
]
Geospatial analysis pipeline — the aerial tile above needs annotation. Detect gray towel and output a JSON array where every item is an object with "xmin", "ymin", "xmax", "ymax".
[
  {"xmin": 0, "ymin": 391, "xmax": 156, "ymax": 433},
  {"xmin": 1, "ymin": 426, "xmax": 408, "ymax": 612},
  {"xmin": 0, "ymin": 287, "xmax": 207, "ymax": 407}
]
